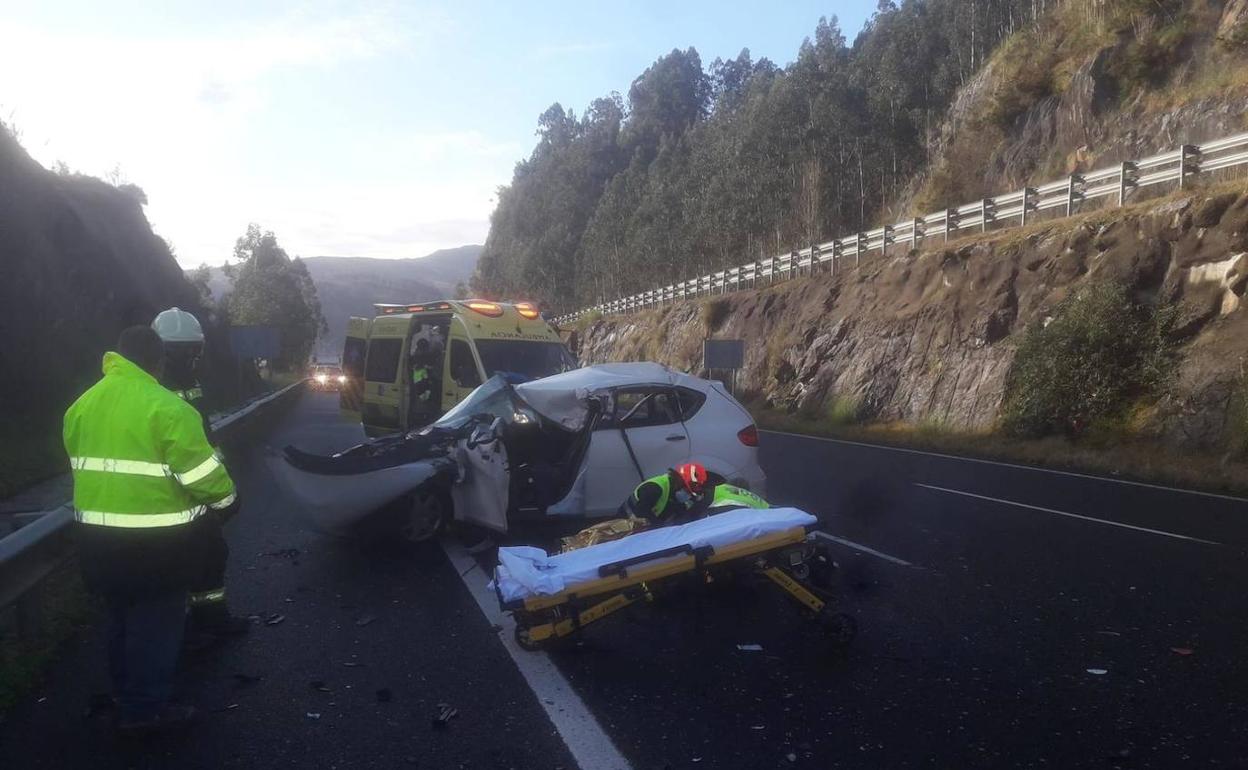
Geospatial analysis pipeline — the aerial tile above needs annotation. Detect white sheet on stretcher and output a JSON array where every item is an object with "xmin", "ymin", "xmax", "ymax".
[{"xmin": 491, "ymin": 508, "xmax": 818, "ymax": 605}]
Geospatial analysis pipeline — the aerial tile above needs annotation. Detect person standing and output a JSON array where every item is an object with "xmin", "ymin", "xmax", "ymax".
[
  {"xmin": 64, "ymin": 326, "xmax": 238, "ymax": 734},
  {"xmin": 151, "ymin": 308, "xmax": 249, "ymax": 642}
]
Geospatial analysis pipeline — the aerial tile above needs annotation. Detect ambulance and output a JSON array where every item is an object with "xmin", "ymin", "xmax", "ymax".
[{"xmin": 340, "ymin": 300, "xmax": 575, "ymax": 436}]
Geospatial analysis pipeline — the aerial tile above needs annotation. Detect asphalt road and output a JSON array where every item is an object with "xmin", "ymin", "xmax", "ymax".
[{"xmin": 3, "ymin": 391, "xmax": 1246, "ymax": 769}]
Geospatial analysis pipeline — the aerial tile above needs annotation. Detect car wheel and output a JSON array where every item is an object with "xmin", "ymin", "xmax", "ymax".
[{"xmin": 399, "ymin": 487, "xmax": 447, "ymax": 543}]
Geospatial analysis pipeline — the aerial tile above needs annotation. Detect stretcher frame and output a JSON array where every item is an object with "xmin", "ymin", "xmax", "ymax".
[{"xmin": 496, "ymin": 526, "xmax": 856, "ymax": 650}]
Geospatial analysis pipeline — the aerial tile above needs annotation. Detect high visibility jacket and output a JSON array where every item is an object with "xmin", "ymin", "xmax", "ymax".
[
  {"xmin": 64, "ymin": 352, "xmax": 236, "ymax": 529},
  {"xmin": 626, "ymin": 472, "xmax": 689, "ymax": 521},
  {"xmin": 709, "ymin": 484, "xmax": 769, "ymax": 510}
]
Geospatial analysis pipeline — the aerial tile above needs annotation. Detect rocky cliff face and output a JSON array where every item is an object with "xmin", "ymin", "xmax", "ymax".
[
  {"xmin": 578, "ymin": 188, "xmax": 1248, "ymax": 452},
  {"xmin": 0, "ymin": 128, "xmax": 205, "ymax": 433}
]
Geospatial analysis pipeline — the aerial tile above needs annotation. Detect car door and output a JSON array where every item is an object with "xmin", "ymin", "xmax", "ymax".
[
  {"xmin": 444, "ymin": 334, "xmax": 483, "ymax": 413},
  {"xmin": 580, "ymin": 386, "xmax": 692, "ymax": 517}
]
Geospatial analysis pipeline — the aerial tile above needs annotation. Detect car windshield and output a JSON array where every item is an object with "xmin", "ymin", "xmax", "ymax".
[
  {"xmin": 431, "ymin": 375, "xmax": 516, "ymax": 430},
  {"xmin": 474, "ymin": 340, "xmax": 575, "ymax": 383}
]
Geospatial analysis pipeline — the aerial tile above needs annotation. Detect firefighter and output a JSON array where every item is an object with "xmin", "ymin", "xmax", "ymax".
[
  {"xmin": 151, "ymin": 308, "xmax": 249, "ymax": 643},
  {"xmin": 65, "ymin": 326, "xmax": 239, "ymax": 734},
  {"xmin": 623, "ymin": 462, "xmax": 769, "ymax": 524}
]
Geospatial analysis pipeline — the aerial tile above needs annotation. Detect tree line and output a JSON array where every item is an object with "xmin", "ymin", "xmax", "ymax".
[{"xmin": 471, "ymin": 0, "xmax": 1084, "ymax": 312}]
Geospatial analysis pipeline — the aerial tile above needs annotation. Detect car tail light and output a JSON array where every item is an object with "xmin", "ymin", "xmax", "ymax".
[
  {"xmin": 737, "ymin": 425, "xmax": 759, "ymax": 447},
  {"xmin": 465, "ymin": 300, "xmax": 504, "ymax": 317},
  {"xmin": 515, "ymin": 302, "xmax": 540, "ymax": 319}
]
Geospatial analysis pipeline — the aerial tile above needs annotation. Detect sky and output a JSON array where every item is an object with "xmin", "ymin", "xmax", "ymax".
[{"xmin": 0, "ymin": 1, "xmax": 876, "ymax": 268}]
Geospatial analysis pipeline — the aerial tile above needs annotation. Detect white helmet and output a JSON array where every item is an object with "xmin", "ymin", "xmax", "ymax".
[{"xmin": 152, "ymin": 307, "xmax": 204, "ymax": 343}]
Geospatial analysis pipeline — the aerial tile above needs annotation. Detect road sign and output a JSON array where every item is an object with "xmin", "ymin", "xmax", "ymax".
[
  {"xmin": 703, "ymin": 339, "xmax": 744, "ymax": 370},
  {"xmin": 229, "ymin": 326, "xmax": 281, "ymax": 359}
]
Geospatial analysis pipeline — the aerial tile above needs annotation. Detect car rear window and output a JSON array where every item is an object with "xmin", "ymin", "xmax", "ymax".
[
  {"xmin": 675, "ymin": 387, "xmax": 706, "ymax": 420},
  {"xmin": 364, "ymin": 338, "xmax": 401, "ymax": 383}
]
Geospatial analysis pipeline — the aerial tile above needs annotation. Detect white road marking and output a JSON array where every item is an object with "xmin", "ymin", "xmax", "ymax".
[
  {"xmin": 915, "ymin": 483, "xmax": 1223, "ymax": 546},
  {"xmin": 440, "ymin": 538, "xmax": 633, "ymax": 770},
  {"xmin": 761, "ymin": 429, "xmax": 1248, "ymax": 504},
  {"xmin": 810, "ymin": 530, "xmax": 917, "ymax": 567}
]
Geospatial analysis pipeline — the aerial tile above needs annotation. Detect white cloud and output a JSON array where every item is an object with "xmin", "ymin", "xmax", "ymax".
[{"xmin": 0, "ymin": 4, "xmax": 497, "ymax": 267}]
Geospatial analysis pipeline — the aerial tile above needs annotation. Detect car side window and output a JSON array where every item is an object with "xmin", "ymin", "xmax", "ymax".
[
  {"xmin": 450, "ymin": 340, "xmax": 481, "ymax": 388},
  {"xmin": 675, "ymin": 387, "xmax": 706, "ymax": 420},
  {"xmin": 600, "ymin": 388, "xmax": 681, "ymax": 429}
]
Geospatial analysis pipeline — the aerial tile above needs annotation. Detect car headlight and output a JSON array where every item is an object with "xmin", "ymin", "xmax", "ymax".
[
  {"xmin": 338, "ymin": 375, "xmax": 347, "ymax": 384},
  {"xmin": 316, "ymin": 374, "xmax": 327, "ymax": 383}
]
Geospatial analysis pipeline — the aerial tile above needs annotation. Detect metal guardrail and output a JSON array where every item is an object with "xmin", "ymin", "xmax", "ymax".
[
  {"xmin": 0, "ymin": 379, "xmax": 307, "ymax": 639},
  {"xmin": 555, "ymin": 132, "xmax": 1248, "ymax": 324}
]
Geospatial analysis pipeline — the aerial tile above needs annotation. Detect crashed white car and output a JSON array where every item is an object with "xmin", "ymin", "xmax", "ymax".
[{"xmin": 274, "ymin": 363, "xmax": 766, "ymax": 540}]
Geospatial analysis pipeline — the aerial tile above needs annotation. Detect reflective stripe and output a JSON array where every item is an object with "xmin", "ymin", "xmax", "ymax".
[
  {"xmin": 189, "ymin": 588, "xmax": 226, "ymax": 605},
  {"xmin": 70, "ymin": 456, "xmax": 169, "ymax": 478},
  {"xmin": 175, "ymin": 454, "xmax": 223, "ymax": 485},
  {"xmin": 75, "ymin": 506, "xmax": 206, "ymax": 528},
  {"xmin": 207, "ymin": 492, "xmax": 237, "ymax": 510},
  {"xmin": 177, "ymin": 388, "xmax": 203, "ymax": 401}
]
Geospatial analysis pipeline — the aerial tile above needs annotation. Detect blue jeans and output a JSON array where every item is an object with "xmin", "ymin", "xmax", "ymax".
[{"xmin": 105, "ymin": 591, "xmax": 187, "ymax": 721}]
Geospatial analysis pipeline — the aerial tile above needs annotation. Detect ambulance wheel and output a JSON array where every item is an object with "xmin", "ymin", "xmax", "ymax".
[
  {"xmin": 818, "ymin": 610, "xmax": 857, "ymax": 648},
  {"xmin": 400, "ymin": 487, "xmax": 447, "ymax": 543},
  {"xmin": 514, "ymin": 625, "xmax": 545, "ymax": 652}
]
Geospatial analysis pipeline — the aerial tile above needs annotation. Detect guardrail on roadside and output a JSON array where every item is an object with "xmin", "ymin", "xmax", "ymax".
[
  {"xmin": 555, "ymin": 131, "xmax": 1248, "ymax": 324},
  {"xmin": 0, "ymin": 379, "xmax": 306, "ymax": 640}
]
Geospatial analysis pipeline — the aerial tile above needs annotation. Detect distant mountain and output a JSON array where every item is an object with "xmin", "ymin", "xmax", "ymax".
[{"xmin": 196, "ymin": 245, "xmax": 482, "ymax": 357}]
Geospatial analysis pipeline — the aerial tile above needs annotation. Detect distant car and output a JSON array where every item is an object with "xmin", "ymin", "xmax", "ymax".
[
  {"xmin": 310, "ymin": 365, "xmax": 346, "ymax": 391},
  {"xmin": 275, "ymin": 363, "xmax": 766, "ymax": 541}
]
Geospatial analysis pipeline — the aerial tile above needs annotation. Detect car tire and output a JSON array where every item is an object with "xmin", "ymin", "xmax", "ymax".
[{"xmin": 398, "ymin": 486, "xmax": 448, "ymax": 543}]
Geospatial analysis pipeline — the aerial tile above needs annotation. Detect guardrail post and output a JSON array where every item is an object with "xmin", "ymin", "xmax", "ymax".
[
  {"xmin": 911, "ymin": 218, "xmax": 922, "ymax": 252},
  {"xmin": 981, "ymin": 199, "xmax": 993, "ymax": 233},
  {"xmin": 1118, "ymin": 162, "xmax": 1137, "ymax": 205},
  {"xmin": 945, "ymin": 209, "xmax": 957, "ymax": 242},
  {"xmin": 855, "ymin": 233, "xmax": 864, "ymax": 267},
  {"xmin": 1066, "ymin": 174, "xmax": 1083, "ymax": 217},
  {"xmin": 1020, "ymin": 188, "xmax": 1035, "ymax": 225},
  {"xmin": 882, "ymin": 226, "xmax": 893, "ymax": 258},
  {"xmin": 1178, "ymin": 145, "xmax": 1199, "ymax": 189}
]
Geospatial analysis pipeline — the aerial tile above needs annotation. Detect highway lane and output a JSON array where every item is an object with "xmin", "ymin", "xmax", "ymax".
[{"xmin": 3, "ymin": 391, "xmax": 1246, "ymax": 769}]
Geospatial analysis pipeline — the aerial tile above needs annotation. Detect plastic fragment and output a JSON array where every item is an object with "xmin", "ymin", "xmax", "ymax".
[
  {"xmin": 356, "ymin": 615, "xmax": 377, "ymax": 627},
  {"xmin": 787, "ymin": 753, "xmax": 797, "ymax": 762},
  {"xmin": 1171, "ymin": 647, "xmax": 1194, "ymax": 656},
  {"xmin": 432, "ymin": 702, "xmax": 459, "ymax": 728},
  {"xmin": 310, "ymin": 680, "xmax": 332, "ymax": 692},
  {"xmin": 737, "ymin": 644, "xmax": 764, "ymax": 652},
  {"xmin": 306, "ymin": 712, "xmax": 321, "ymax": 719},
  {"xmin": 1086, "ymin": 668, "xmax": 1108, "ymax": 675},
  {"xmin": 342, "ymin": 661, "xmax": 364, "ymax": 668},
  {"xmin": 265, "ymin": 613, "xmax": 286, "ymax": 626}
]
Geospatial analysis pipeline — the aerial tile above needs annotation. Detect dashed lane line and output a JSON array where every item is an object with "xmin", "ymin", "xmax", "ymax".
[
  {"xmin": 440, "ymin": 537, "xmax": 633, "ymax": 770},
  {"xmin": 810, "ymin": 530, "xmax": 918, "ymax": 568},
  {"xmin": 915, "ymin": 483, "xmax": 1223, "ymax": 546}
]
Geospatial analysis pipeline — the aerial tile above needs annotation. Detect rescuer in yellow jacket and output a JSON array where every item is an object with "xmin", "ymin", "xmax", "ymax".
[{"xmin": 64, "ymin": 326, "xmax": 238, "ymax": 735}]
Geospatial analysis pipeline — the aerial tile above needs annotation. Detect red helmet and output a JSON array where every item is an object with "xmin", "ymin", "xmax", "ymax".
[{"xmin": 676, "ymin": 462, "xmax": 708, "ymax": 495}]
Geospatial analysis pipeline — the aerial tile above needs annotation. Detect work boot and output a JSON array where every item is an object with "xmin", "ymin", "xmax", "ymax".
[{"xmin": 117, "ymin": 704, "xmax": 198, "ymax": 737}]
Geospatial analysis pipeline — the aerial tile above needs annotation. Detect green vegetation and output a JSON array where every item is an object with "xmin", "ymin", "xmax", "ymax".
[
  {"xmin": 1001, "ymin": 282, "xmax": 1177, "ymax": 438},
  {"xmin": 475, "ymin": 1, "xmax": 1054, "ymax": 312},
  {"xmin": 223, "ymin": 224, "xmax": 327, "ymax": 370},
  {"xmin": 0, "ymin": 566, "xmax": 93, "ymax": 713}
]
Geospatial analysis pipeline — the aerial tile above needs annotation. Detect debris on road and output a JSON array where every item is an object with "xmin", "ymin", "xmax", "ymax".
[
  {"xmin": 786, "ymin": 752, "xmax": 797, "ymax": 762},
  {"xmin": 262, "ymin": 547, "xmax": 301, "ymax": 559},
  {"xmin": 737, "ymin": 644, "xmax": 764, "ymax": 652},
  {"xmin": 432, "ymin": 702, "xmax": 459, "ymax": 728},
  {"xmin": 306, "ymin": 712, "xmax": 321, "ymax": 720},
  {"xmin": 1086, "ymin": 668, "xmax": 1109, "ymax": 675},
  {"xmin": 1171, "ymin": 647, "xmax": 1194, "ymax": 656},
  {"xmin": 355, "ymin": 615, "xmax": 378, "ymax": 627},
  {"xmin": 342, "ymin": 661, "xmax": 365, "ymax": 668},
  {"xmin": 212, "ymin": 703, "xmax": 240, "ymax": 713},
  {"xmin": 310, "ymin": 680, "xmax": 332, "ymax": 693},
  {"xmin": 264, "ymin": 613, "xmax": 286, "ymax": 626},
  {"xmin": 1096, "ymin": 631, "xmax": 1122, "ymax": 637}
]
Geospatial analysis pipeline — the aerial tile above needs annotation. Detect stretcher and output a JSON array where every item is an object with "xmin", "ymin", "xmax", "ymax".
[{"xmin": 491, "ymin": 508, "xmax": 857, "ymax": 650}]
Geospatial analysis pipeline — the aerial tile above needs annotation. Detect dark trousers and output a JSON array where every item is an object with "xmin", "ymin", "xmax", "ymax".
[
  {"xmin": 188, "ymin": 514, "xmax": 229, "ymax": 620},
  {"xmin": 105, "ymin": 591, "xmax": 187, "ymax": 721}
]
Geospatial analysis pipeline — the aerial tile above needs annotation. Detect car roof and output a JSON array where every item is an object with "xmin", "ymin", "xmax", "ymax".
[{"xmin": 514, "ymin": 363, "xmax": 713, "ymax": 430}]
